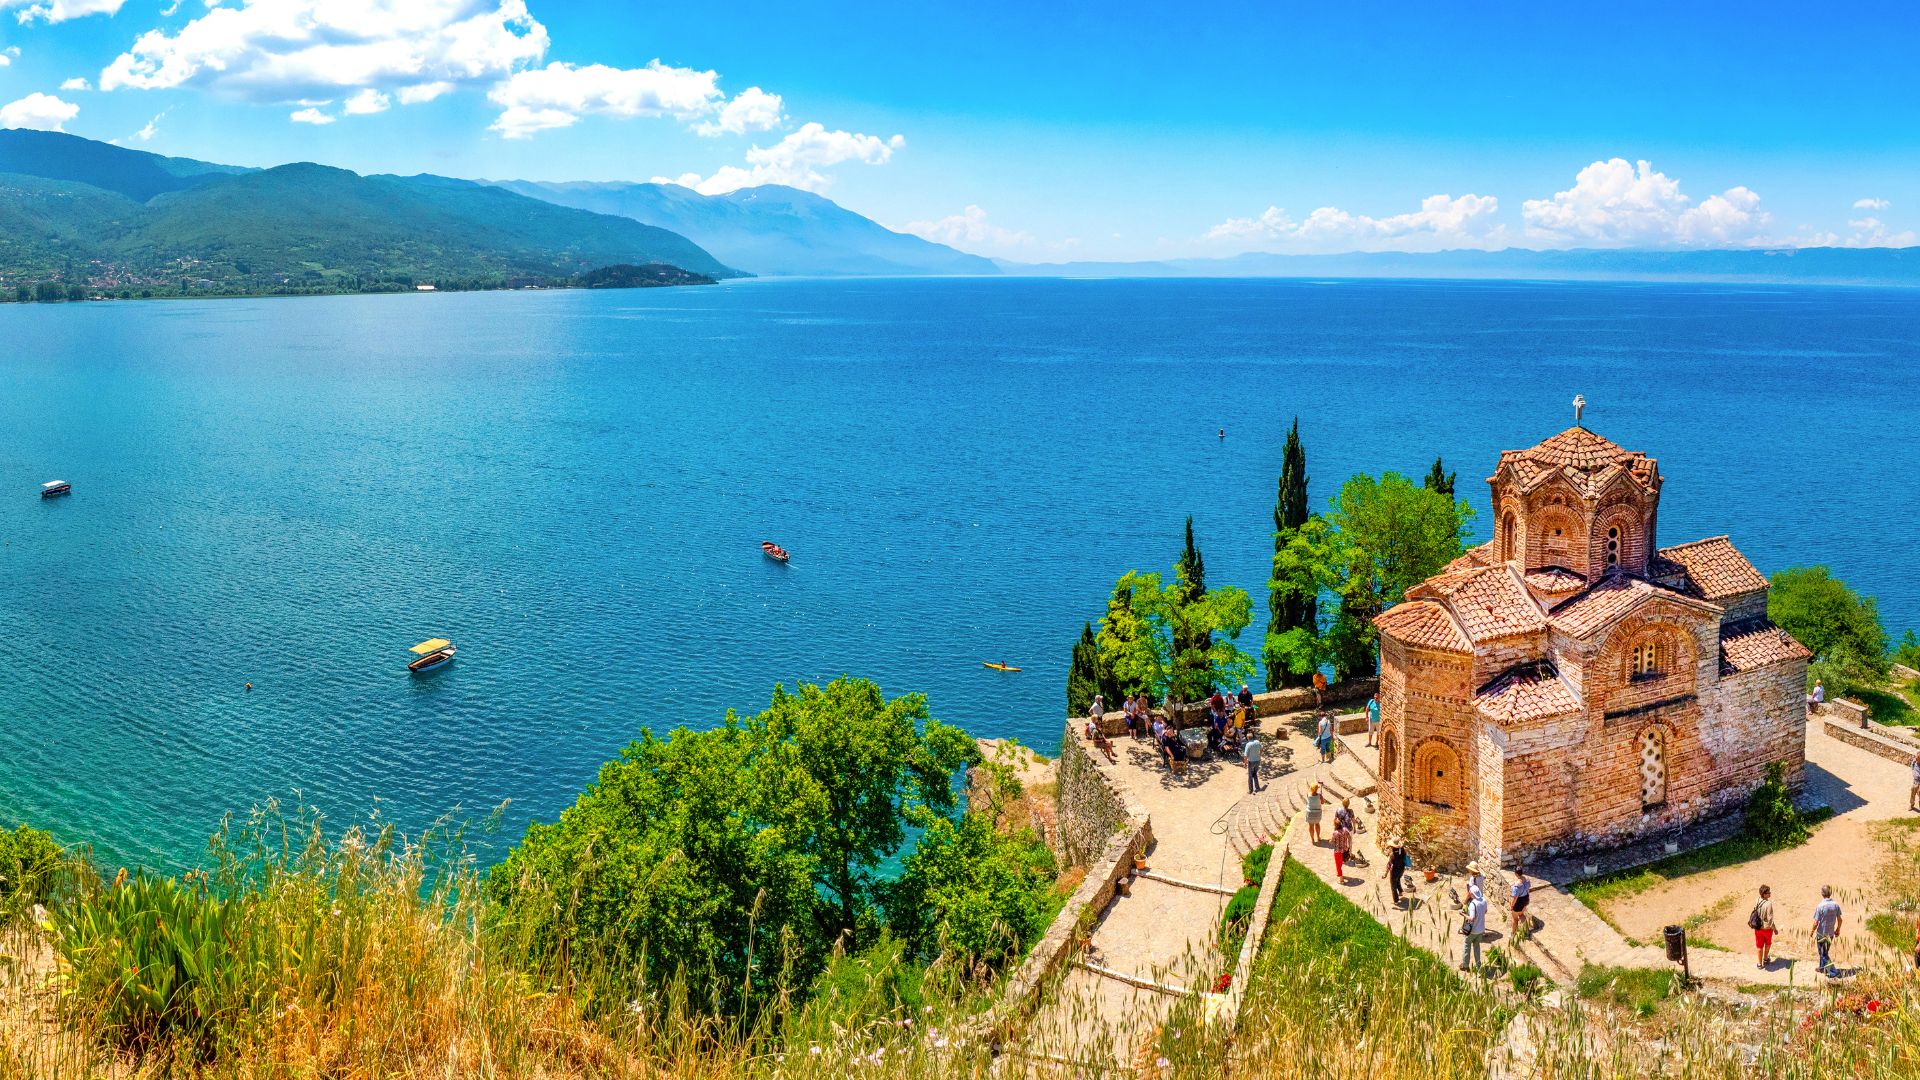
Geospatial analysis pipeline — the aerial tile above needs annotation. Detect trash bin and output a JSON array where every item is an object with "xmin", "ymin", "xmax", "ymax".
[{"xmin": 1663, "ymin": 924, "xmax": 1687, "ymax": 962}]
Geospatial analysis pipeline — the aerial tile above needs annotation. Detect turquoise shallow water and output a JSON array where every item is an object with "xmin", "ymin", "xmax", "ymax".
[{"xmin": 1, "ymin": 277, "xmax": 1916, "ymax": 869}]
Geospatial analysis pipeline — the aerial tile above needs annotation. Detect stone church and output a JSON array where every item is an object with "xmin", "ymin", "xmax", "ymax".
[{"xmin": 1373, "ymin": 423, "xmax": 1811, "ymax": 866}]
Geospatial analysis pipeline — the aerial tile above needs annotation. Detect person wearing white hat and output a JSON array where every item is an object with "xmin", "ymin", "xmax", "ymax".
[{"xmin": 1466, "ymin": 860, "xmax": 1485, "ymax": 903}]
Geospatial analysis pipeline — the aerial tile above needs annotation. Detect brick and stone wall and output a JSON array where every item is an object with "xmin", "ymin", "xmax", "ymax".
[
  {"xmin": 1078, "ymin": 677, "xmax": 1378, "ymax": 736},
  {"xmin": 1055, "ymin": 725, "xmax": 1133, "ymax": 866}
]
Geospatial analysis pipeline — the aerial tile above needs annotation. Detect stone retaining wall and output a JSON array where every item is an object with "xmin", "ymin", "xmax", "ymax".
[
  {"xmin": 1221, "ymin": 810, "xmax": 1299, "ymax": 1025},
  {"xmin": 1056, "ymin": 725, "xmax": 1138, "ymax": 866},
  {"xmin": 1821, "ymin": 712, "xmax": 1917, "ymax": 766}
]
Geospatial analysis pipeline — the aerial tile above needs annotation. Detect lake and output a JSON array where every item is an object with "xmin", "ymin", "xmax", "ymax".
[{"xmin": 2, "ymin": 277, "xmax": 1915, "ymax": 869}]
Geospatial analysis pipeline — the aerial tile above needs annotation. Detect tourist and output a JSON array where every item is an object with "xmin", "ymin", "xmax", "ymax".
[
  {"xmin": 1315, "ymin": 712, "xmax": 1333, "ymax": 763},
  {"xmin": 1312, "ymin": 670, "xmax": 1328, "ymax": 709},
  {"xmin": 1159, "ymin": 728, "xmax": 1185, "ymax": 775},
  {"xmin": 1460, "ymin": 890, "xmax": 1487, "ymax": 972},
  {"xmin": 1090, "ymin": 693, "xmax": 1106, "ymax": 724},
  {"xmin": 1305, "ymin": 783, "xmax": 1324, "ymax": 844},
  {"xmin": 1510, "ymin": 869, "xmax": 1532, "ymax": 943},
  {"xmin": 1093, "ymin": 727, "xmax": 1118, "ymax": 765},
  {"xmin": 1244, "ymin": 732, "xmax": 1263, "ymax": 793},
  {"xmin": 1210, "ymin": 688, "xmax": 1228, "ymax": 718},
  {"xmin": 1387, "ymin": 838, "xmax": 1409, "ymax": 908},
  {"xmin": 1910, "ymin": 752, "xmax": 1920, "ymax": 812},
  {"xmin": 1465, "ymin": 860, "xmax": 1485, "ymax": 902},
  {"xmin": 1812, "ymin": 885, "xmax": 1843, "ymax": 976},
  {"xmin": 1366, "ymin": 693, "xmax": 1381, "ymax": 748},
  {"xmin": 1208, "ymin": 702, "xmax": 1227, "ymax": 751},
  {"xmin": 1123, "ymin": 696, "xmax": 1141, "ymax": 740},
  {"xmin": 1750, "ymin": 884, "xmax": 1776, "ymax": 969},
  {"xmin": 1238, "ymin": 683, "xmax": 1255, "ymax": 715},
  {"xmin": 1151, "ymin": 714, "xmax": 1167, "ymax": 741},
  {"xmin": 1812, "ymin": 681, "xmax": 1826, "ymax": 708},
  {"xmin": 1136, "ymin": 694, "xmax": 1154, "ymax": 739},
  {"xmin": 1332, "ymin": 818, "xmax": 1352, "ymax": 880},
  {"xmin": 1334, "ymin": 798, "xmax": 1355, "ymax": 835}
]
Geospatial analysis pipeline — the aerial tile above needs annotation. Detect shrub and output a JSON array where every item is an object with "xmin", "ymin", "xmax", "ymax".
[
  {"xmin": 1509, "ymin": 963, "xmax": 1546, "ymax": 997},
  {"xmin": 0, "ymin": 823, "xmax": 62, "ymax": 911},
  {"xmin": 1218, "ymin": 884, "xmax": 1263, "ymax": 959},
  {"xmin": 1576, "ymin": 963, "xmax": 1675, "ymax": 1017},
  {"xmin": 1744, "ymin": 762, "xmax": 1809, "ymax": 847},
  {"xmin": 1241, "ymin": 842, "xmax": 1274, "ymax": 884},
  {"xmin": 884, "ymin": 812, "xmax": 1058, "ymax": 968}
]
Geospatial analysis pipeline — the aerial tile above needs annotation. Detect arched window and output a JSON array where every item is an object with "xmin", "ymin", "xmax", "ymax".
[
  {"xmin": 1413, "ymin": 741, "xmax": 1460, "ymax": 808},
  {"xmin": 1639, "ymin": 728, "xmax": 1668, "ymax": 808},
  {"xmin": 1629, "ymin": 635, "xmax": 1672, "ymax": 681},
  {"xmin": 1606, "ymin": 525, "xmax": 1622, "ymax": 568},
  {"xmin": 1381, "ymin": 729, "xmax": 1398, "ymax": 783},
  {"xmin": 1499, "ymin": 511, "xmax": 1517, "ymax": 563}
]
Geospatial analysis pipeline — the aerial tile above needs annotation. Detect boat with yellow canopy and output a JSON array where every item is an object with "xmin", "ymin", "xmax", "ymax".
[{"xmin": 408, "ymin": 638, "xmax": 456, "ymax": 674}]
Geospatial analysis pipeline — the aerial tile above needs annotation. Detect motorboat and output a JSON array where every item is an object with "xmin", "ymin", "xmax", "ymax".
[
  {"xmin": 40, "ymin": 480, "xmax": 70, "ymax": 498},
  {"xmin": 408, "ymin": 638, "xmax": 456, "ymax": 674},
  {"xmin": 761, "ymin": 541, "xmax": 790, "ymax": 563}
]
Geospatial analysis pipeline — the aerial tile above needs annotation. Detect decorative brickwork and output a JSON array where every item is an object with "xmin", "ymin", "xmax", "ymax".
[{"xmin": 1374, "ymin": 425, "xmax": 1811, "ymax": 867}]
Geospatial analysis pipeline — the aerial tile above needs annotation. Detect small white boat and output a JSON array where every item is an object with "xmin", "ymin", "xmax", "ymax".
[
  {"xmin": 408, "ymin": 638, "xmax": 456, "ymax": 674},
  {"xmin": 40, "ymin": 480, "xmax": 70, "ymax": 498}
]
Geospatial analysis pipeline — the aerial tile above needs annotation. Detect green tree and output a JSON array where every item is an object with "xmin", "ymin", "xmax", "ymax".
[
  {"xmin": 884, "ymin": 811, "xmax": 1057, "ymax": 967},
  {"xmin": 1769, "ymin": 566, "xmax": 1890, "ymax": 691},
  {"xmin": 1264, "ymin": 515, "xmax": 1344, "ymax": 687},
  {"xmin": 1324, "ymin": 472, "xmax": 1475, "ymax": 681},
  {"xmin": 1266, "ymin": 418, "xmax": 1316, "ymax": 690},
  {"xmin": 1099, "ymin": 569, "xmax": 1256, "ymax": 703},
  {"xmin": 0, "ymin": 824, "xmax": 61, "ymax": 911},
  {"xmin": 1066, "ymin": 622, "xmax": 1101, "ymax": 717},
  {"xmin": 1098, "ymin": 579, "xmax": 1156, "ymax": 701},
  {"xmin": 485, "ymin": 722, "xmax": 822, "ymax": 1007},
  {"xmin": 745, "ymin": 678, "xmax": 978, "ymax": 943},
  {"xmin": 1171, "ymin": 517, "xmax": 1215, "ymax": 699},
  {"xmin": 1894, "ymin": 629, "xmax": 1920, "ymax": 671},
  {"xmin": 1424, "ymin": 456, "xmax": 1457, "ymax": 497}
]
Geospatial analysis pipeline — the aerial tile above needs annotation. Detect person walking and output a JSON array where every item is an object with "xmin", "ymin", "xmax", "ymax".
[
  {"xmin": 1366, "ymin": 694, "xmax": 1381, "ymax": 747},
  {"xmin": 1387, "ymin": 839, "xmax": 1409, "ymax": 908},
  {"xmin": 1465, "ymin": 860, "xmax": 1485, "ymax": 903},
  {"xmin": 1910, "ymin": 752, "xmax": 1920, "ymax": 812},
  {"xmin": 1332, "ymin": 818, "xmax": 1352, "ymax": 881},
  {"xmin": 1460, "ymin": 890, "xmax": 1487, "ymax": 972},
  {"xmin": 1315, "ymin": 712, "xmax": 1334, "ymax": 764},
  {"xmin": 1334, "ymin": 799, "xmax": 1355, "ymax": 836},
  {"xmin": 1813, "ymin": 885, "xmax": 1844, "ymax": 976},
  {"xmin": 1305, "ymin": 783, "xmax": 1324, "ymax": 844},
  {"xmin": 1312, "ymin": 670, "xmax": 1328, "ymax": 709},
  {"xmin": 1244, "ymin": 732, "xmax": 1263, "ymax": 794},
  {"xmin": 1750, "ymin": 884, "xmax": 1776, "ymax": 969},
  {"xmin": 1510, "ymin": 869, "xmax": 1532, "ymax": 943}
]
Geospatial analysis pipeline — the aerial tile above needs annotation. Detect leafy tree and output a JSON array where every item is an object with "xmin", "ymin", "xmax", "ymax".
[
  {"xmin": 1067, "ymin": 622, "xmax": 1101, "ymax": 717},
  {"xmin": 1100, "ymin": 569, "xmax": 1256, "ymax": 703},
  {"xmin": 884, "ymin": 812, "xmax": 1057, "ymax": 967},
  {"xmin": 1264, "ymin": 515, "xmax": 1344, "ymax": 687},
  {"xmin": 1097, "ymin": 579, "xmax": 1156, "ymax": 701},
  {"xmin": 1895, "ymin": 629, "xmax": 1920, "ymax": 672},
  {"xmin": 0, "ymin": 824, "xmax": 61, "ymax": 910},
  {"xmin": 485, "ymin": 723, "xmax": 821, "ymax": 1007},
  {"xmin": 1424, "ymin": 456, "xmax": 1457, "ymax": 497},
  {"xmin": 1769, "ymin": 566, "xmax": 1890, "ymax": 691},
  {"xmin": 744, "ymin": 678, "xmax": 979, "ymax": 943},
  {"xmin": 1266, "ymin": 419, "xmax": 1315, "ymax": 690},
  {"xmin": 1324, "ymin": 472, "xmax": 1475, "ymax": 681}
]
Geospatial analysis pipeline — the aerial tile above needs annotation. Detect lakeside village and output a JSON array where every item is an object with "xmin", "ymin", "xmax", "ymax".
[{"xmin": 8, "ymin": 409, "xmax": 1920, "ymax": 1077}]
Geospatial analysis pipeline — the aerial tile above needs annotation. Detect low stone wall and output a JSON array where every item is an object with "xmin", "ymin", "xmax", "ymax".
[
  {"xmin": 1056, "ymin": 725, "xmax": 1138, "ymax": 866},
  {"xmin": 1822, "ymin": 714, "xmax": 1917, "ymax": 766},
  {"xmin": 979, "ymin": 735, "xmax": 1153, "ymax": 1049},
  {"xmin": 1221, "ymin": 809, "xmax": 1300, "ymax": 1025},
  {"xmin": 1082, "ymin": 676, "xmax": 1379, "ymax": 736}
]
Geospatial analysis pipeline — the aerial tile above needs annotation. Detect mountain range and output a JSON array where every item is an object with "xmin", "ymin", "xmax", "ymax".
[{"xmin": 492, "ymin": 179, "xmax": 997, "ymax": 277}]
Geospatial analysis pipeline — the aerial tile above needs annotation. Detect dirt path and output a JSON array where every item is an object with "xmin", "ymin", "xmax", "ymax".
[{"xmin": 1603, "ymin": 722, "xmax": 1916, "ymax": 970}]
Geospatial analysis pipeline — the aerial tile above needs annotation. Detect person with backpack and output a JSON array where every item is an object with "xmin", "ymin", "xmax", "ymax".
[{"xmin": 1750, "ymin": 884, "xmax": 1776, "ymax": 969}]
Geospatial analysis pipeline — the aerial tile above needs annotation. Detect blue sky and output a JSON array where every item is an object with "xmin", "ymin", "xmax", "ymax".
[{"xmin": 0, "ymin": 0, "xmax": 1915, "ymax": 260}]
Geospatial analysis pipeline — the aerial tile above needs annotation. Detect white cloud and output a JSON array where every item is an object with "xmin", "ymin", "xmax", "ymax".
[
  {"xmin": 1853, "ymin": 197, "xmax": 1890, "ymax": 211},
  {"xmin": 658, "ymin": 123, "xmax": 905, "ymax": 194},
  {"xmin": 288, "ymin": 106, "xmax": 333, "ymax": 125},
  {"xmin": 1833, "ymin": 217, "xmax": 1918, "ymax": 248},
  {"xmin": 132, "ymin": 109, "xmax": 164, "ymax": 140},
  {"xmin": 905, "ymin": 205, "xmax": 1034, "ymax": 253},
  {"xmin": 100, "ymin": 0, "xmax": 547, "ymax": 102},
  {"xmin": 343, "ymin": 88, "xmax": 390, "ymax": 115},
  {"xmin": 3, "ymin": 0, "xmax": 123, "ymax": 25},
  {"xmin": 693, "ymin": 86, "xmax": 783, "ymax": 137},
  {"xmin": 1206, "ymin": 193, "xmax": 1505, "ymax": 252},
  {"xmin": 60, "ymin": 76, "xmax": 91, "ymax": 91},
  {"xmin": 0, "ymin": 45, "xmax": 17, "ymax": 66},
  {"xmin": 487, "ymin": 59, "xmax": 723, "ymax": 138},
  {"xmin": 396, "ymin": 80, "xmax": 454, "ymax": 104},
  {"xmin": 1521, "ymin": 158, "xmax": 1771, "ymax": 246},
  {"xmin": 0, "ymin": 91, "xmax": 79, "ymax": 130}
]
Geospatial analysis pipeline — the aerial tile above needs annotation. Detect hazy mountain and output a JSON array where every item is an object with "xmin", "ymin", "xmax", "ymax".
[
  {"xmin": 999, "ymin": 246, "xmax": 1920, "ymax": 286},
  {"xmin": 0, "ymin": 130, "xmax": 734, "ymax": 296},
  {"xmin": 493, "ymin": 179, "xmax": 998, "ymax": 278}
]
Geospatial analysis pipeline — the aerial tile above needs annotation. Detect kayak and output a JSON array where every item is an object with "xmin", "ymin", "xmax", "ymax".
[{"xmin": 982, "ymin": 662, "xmax": 1021, "ymax": 672}]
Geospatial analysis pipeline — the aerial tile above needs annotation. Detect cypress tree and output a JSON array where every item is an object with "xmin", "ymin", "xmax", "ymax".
[
  {"xmin": 1067, "ymin": 622, "xmax": 1101, "ymax": 717},
  {"xmin": 1266, "ymin": 419, "xmax": 1316, "ymax": 689},
  {"xmin": 1424, "ymin": 456, "xmax": 1456, "ymax": 497},
  {"xmin": 1171, "ymin": 517, "xmax": 1212, "ymax": 701}
]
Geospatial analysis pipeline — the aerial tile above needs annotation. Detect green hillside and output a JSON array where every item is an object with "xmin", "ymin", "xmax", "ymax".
[{"xmin": 0, "ymin": 131, "xmax": 733, "ymax": 299}]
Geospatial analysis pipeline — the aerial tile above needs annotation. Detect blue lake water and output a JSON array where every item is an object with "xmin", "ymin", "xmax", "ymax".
[{"xmin": 1, "ymin": 277, "xmax": 1916, "ymax": 869}]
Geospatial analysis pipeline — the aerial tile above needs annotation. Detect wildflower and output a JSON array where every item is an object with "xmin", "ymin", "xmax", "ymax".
[
  {"xmin": 1157, "ymin": 1056, "xmax": 1171, "ymax": 1068},
  {"xmin": 809, "ymin": 1046, "xmax": 821, "ymax": 1056}
]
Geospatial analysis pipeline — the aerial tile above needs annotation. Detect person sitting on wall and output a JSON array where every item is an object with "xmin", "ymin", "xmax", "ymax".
[
  {"xmin": 1208, "ymin": 705, "xmax": 1228, "ymax": 751},
  {"xmin": 1092, "ymin": 726, "xmax": 1118, "ymax": 765}
]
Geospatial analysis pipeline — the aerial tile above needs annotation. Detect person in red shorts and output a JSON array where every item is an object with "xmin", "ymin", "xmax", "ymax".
[{"xmin": 1749, "ymin": 884, "xmax": 1777, "ymax": 969}]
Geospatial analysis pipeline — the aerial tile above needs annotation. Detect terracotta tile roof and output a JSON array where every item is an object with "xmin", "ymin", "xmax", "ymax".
[
  {"xmin": 1546, "ymin": 573, "xmax": 1665, "ymax": 639},
  {"xmin": 1491, "ymin": 426, "xmax": 1658, "ymax": 497},
  {"xmin": 1476, "ymin": 664, "xmax": 1583, "ymax": 726},
  {"xmin": 1653, "ymin": 536, "xmax": 1769, "ymax": 601},
  {"xmin": 1410, "ymin": 565, "xmax": 1546, "ymax": 642},
  {"xmin": 1523, "ymin": 566, "xmax": 1588, "ymax": 596},
  {"xmin": 1442, "ymin": 541, "xmax": 1496, "ymax": 574},
  {"xmin": 1719, "ymin": 617, "xmax": 1812, "ymax": 675},
  {"xmin": 1375, "ymin": 600, "xmax": 1471, "ymax": 653}
]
